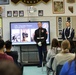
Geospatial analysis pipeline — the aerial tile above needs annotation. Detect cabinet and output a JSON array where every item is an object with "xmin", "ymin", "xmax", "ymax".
[{"xmin": 20, "ymin": 45, "xmax": 39, "ymax": 64}]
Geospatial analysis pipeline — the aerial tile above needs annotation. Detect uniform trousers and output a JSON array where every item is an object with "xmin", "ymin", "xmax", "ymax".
[{"xmin": 37, "ymin": 45, "xmax": 47, "ymax": 65}]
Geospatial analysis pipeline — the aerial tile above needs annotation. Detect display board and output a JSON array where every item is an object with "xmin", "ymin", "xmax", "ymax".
[{"xmin": 10, "ymin": 21, "xmax": 50, "ymax": 45}]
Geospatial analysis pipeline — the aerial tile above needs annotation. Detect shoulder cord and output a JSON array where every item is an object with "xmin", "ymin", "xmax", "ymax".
[{"xmin": 64, "ymin": 28, "xmax": 73, "ymax": 39}]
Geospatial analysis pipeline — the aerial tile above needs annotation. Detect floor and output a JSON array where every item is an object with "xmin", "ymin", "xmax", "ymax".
[{"xmin": 23, "ymin": 66, "xmax": 53, "ymax": 75}]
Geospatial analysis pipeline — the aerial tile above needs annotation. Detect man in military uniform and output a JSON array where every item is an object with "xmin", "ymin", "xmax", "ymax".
[
  {"xmin": 62, "ymin": 21, "xmax": 74, "ymax": 40},
  {"xmin": 34, "ymin": 22, "xmax": 48, "ymax": 67}
]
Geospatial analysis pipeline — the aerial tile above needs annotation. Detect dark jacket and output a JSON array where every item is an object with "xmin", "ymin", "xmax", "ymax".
[
  {"xmin": 5, "ymin": 51, "xmax": 18, "ymax": 64},
  {"xmin": 62, "ymin": 28, "xmax": 74, "ymax": 40},
  {"xmin": 34, "ymin": 28, "xmax": 47, "ymax": 45}
]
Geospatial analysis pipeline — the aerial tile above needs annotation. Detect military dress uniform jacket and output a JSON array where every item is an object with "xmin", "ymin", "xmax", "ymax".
[
  {"xmin": 34, "ymin": 28, "xmax": 47, "ymax": 45},
  {"xmin": 62, "ymin": 28, "xmax": 74, "ymax": 40}
]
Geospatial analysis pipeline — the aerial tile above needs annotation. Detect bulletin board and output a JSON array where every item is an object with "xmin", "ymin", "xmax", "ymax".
[{"xmin": 56, "ymin": 16, "xmax": 76, "ymax": 39}]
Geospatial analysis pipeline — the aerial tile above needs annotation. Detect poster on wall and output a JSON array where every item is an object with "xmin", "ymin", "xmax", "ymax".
[
  {"xmin": 56, "ymin": 17, "xmax": 63, "ymax": 39},
  {"xmin": 19, "ymin": 10, "xmax": 24, "ymax": 17},
  {"xmin": 53, "ymin": 0, "xmax": 65, "ymax": 14},
  {"xmin": 7, "ymin": 11, "xmax": 12, "ymax": 17},
  {"xmin": 13, "ymin": 11, "xmax": 18, "ymax": 17},
  {"xmin": 38, "ymin": 10, "xmax": 43, "ymax": 16},
  {"xmin": 0, "ymin": 0, "xmax": 9, "ymax": 5}
]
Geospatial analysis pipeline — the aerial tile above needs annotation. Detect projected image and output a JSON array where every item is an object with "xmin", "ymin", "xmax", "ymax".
[
  {"xmin": 11, "ymin": 29, "xmax": 20, "ymax": 42},
  {"xmin": 42, "ymin": 23, "xmax": 49, "ymax": 42},
  {"xmin": 31, "ymin": 29, "xmax": 36, "ymax": 42},
  {"xmin": 42, "ymin": 23, "xmax": 48, "ymax": 30},
  {"xmin": 21, "ymin": 29, "xmax": 30, "ymax": 42},
  {"xmin": 10, "ymin": 21, "xmax": 50, "ymax": 45}
]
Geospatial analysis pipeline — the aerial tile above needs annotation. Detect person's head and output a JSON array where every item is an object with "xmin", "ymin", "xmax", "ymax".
[
  {"xmin": 5, "ymin": 40, "xmax": 12, "ymax": 50},
  {"xmin": 66, "ymin": 21, "xmax": 70, "ymax": 27},
  {"xmin": 61, "ymin": 40, "xmax": 70, "ymax": 50},
  {"xmin": 0, "ymin": 39, "xmax": 5, "ymax": 50},
  {"xmin": 51, "ymin": 38, "xmax": 59, "ymax": 49},
  {"xmin": 0, "ymin": 60, "xmax": 21, "ymax": 75},
  {"xmin": 38, "ymin": 22, "xmax": 42, "ymax": 28}
]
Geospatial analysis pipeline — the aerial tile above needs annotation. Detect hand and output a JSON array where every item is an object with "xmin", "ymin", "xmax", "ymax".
[{"xmin": 38, "ymin": 42, "xmax": 42, "ymax": 46}]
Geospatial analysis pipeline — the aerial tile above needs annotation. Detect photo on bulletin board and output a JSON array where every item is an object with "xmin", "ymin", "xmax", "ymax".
[
  {"xmin": 53, "ymin": 0, "xmax": 65, "ymax": 14},
  {"xmin": 19, "ymin": 10, "xmax": 24, "ymax": 17},
  {"xmin": 58, "ymin": 30, "xmax": 62, "ymax": 38},
  {"xmin": 0, "ymin": 0, "xmax": 9, "ymax": 5},
  {"xmin": 67, "ymin": 0, "xmax": 75, "ymax": 3},
  {"xmin": 7, "ymin": 11, "xmax": 12, "ymax": 17},
  {"xmin": 58, "ymin": 17, "xmax": 62, "ymax": 30},
  {"xmin": 38, "ymin": 10, "xmax": 43, "ymax": 16},
  {"xmin": 13, "ymin": 11, "xmax": 18, "ymax": 17}
]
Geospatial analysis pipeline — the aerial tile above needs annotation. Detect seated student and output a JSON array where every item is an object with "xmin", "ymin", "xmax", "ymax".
[
  {"xmin": 52, "ymin": 40, "xmax": 75, "ymax": 74},
  {"xmin": 46, "ymin": 38, "xmax": 61, "ymax": 68},
  {"xmin": 5, "ymin": 40, "xmax": 23, "ymax": 72},
  {"xmin": 60, "ymin": 53, "xmax": 76, "ymax": 75},
  {"xmin": 0, "ymin": 39, "xmax": 13, "ymax": 61},
  {"xmin": 0, "ymin": 60, "xmax": 21, "ymax": 75},
  {"xmin": 46, "ymin": 38, "xmax": 61, "ymax": 75},
  {"xmin": 5, "ymin": 40, "xmax": 18, "ymax": 64}
]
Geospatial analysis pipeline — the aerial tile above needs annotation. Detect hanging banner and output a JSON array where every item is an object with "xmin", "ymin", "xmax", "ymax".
[{"xmin": 11, "ymin": 0, "xmax": 50, "ymax": 5}]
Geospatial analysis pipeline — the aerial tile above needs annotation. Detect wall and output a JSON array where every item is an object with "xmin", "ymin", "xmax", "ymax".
[
  {"xmin": 2, "ymin": 0, "xmax": 76, "ymax": 61},
  {"xmin": 2, "ymin": 1, "xmax": 57, "ymax": 49}
]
